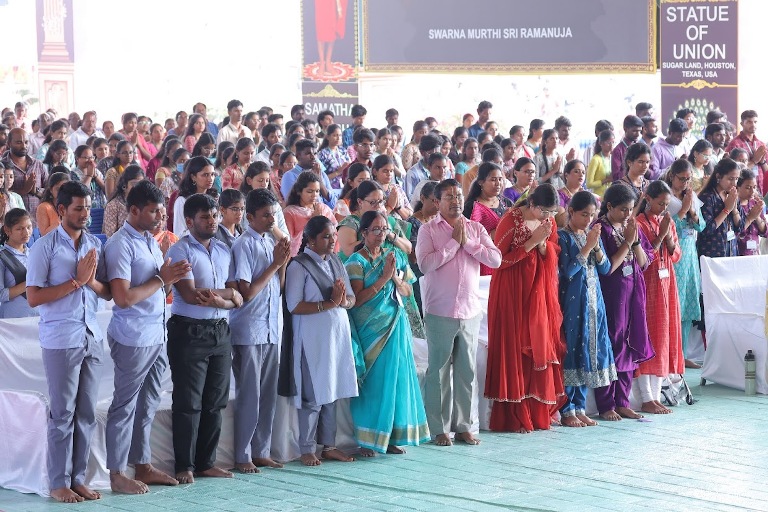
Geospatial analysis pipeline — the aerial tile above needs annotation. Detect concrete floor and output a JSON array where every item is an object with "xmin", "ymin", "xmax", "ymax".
[{"xmin": 1, "ymin": 369, "xmax": 766, "ymax": 512}]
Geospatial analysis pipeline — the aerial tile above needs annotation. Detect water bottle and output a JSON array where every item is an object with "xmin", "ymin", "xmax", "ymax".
[{"xmin": 745, "ymin": 350, "xmax": 757, "ymax": 396}]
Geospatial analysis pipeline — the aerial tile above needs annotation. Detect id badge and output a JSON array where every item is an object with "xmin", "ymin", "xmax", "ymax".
[
  {"xmin": 658, "ymin": 267, "xmax": 670, "ymax": 279},
  {"xmin": 622, "ymin": 265, "xmax": 633, "ymax": 277},
  {"xmin": 747, "ymin": 240, "xmax": 758, "ymax": 250},
  {"xmin": 681, "ymin": 228, "xmax": 695, "ymax": 239},
  {"xmin": 726, "ymin": 230, "xmax": 735, "ymax": 241}
]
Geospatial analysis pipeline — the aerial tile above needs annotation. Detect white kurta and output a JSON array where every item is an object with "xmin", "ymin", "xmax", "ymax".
[{"xmin": 285, "ymin": 249, "xmax": 358, "ymax": 408}]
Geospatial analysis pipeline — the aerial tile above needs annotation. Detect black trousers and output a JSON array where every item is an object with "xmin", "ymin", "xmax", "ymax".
[{"xmin": 167, "ymin": 315, "xmax": 231, "ymax": 473}]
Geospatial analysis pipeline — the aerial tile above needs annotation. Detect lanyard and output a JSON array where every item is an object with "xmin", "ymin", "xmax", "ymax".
[{"xmin": 642, "ymin": 212, "xmax": 666, "ymax": 268}]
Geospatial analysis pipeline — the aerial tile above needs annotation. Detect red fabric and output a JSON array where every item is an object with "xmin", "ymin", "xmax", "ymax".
[
  {"xmin": 315, "ymin": 0, "xmax": 348, "ymax": 43},
  {"xmin": 469, "ymin": 201, "xmax": 503, "ymax": 276},
  {"xmin": 485, "ymin": 208, "xmax": 565, "ymax": 431},
  {"xmin": 167, "ymin": 190, "xmax": 179, "ymax": 231},
  {"xmin": 636, "ymin": 213, "xmax": 684, "ymax": 376}
]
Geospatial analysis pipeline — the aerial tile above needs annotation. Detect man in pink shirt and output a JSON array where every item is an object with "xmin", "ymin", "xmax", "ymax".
[{"xmin": 416, "ymin": 179, "xmax": 501, "ymax": 447}]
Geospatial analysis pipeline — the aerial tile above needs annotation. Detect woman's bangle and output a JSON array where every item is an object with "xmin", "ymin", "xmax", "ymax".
[
  {"xmin": 372, "ymin": 283, "xmax": 380, "ymax": 294},
  {"xmin": 154, "ymin": 274, "xmax": 166, "ymax": 288},
  {"xmin": 317, "ymin": 301, "xmax": 325, "ymax": 312},
  {"xmin": 70, "ymin": 278, "xmax": 81, "ymax": 290},
  {"xmin": 631, "ymin": 240, "xmax": 641, "ymax": 248},
  {"xmin": 330, "ymin": 297, "xmax": 340, "ymax": 308}
]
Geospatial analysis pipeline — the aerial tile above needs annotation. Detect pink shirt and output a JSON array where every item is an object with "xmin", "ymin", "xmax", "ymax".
[{"xmin": 416, "ymin": 213, "xmax": 501, "ymax": 319}]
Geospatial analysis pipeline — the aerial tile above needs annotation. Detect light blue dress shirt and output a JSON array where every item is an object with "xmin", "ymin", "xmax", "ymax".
[
  {"xmin": 405, "ymin": 160, "xmax": 429, "ymax": 200},
  {"xmin": 104, "ymin": 221, "xmax": 166, "ymax": 347},
  {"xmin": 167, "ymin": 233, "xmax": 231, "ymax": 320},
  {"xmin": 0, "ymin": 245, "xmax": 39, "ymax": 318},
  {"xmin": 228, "ymin": 227, "xmax": 280, "ymax": 345},
  {"xmin": 26, "ymin": 226, "xmax": 106, "ymax": 349}
]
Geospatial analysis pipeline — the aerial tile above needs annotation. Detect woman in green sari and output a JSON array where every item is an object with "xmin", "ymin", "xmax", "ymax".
[
  {"xmin": 345, "ymin": 211, "xmax": 430, "ymax": 456},
  {"xmin": 337, "ymin": 180, "xmax": 424, "ymax": 338}
]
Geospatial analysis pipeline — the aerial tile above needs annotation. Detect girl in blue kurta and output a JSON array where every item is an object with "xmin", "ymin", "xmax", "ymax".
[
  {"xmin": 664, "ymin": 160, "xmax": 706, "ymax": 367},
  {"xmin": 557, "ymin": 191, "xmax": 617, "ymax": 427}
]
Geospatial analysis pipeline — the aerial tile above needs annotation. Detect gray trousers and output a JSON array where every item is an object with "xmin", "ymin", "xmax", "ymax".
[
  {"xmin": 232, "ymin": 344, "xmax": 278, "ymax": 463},
  {"xmin": 105, "ymin": 337, "xmax": 166, "ymax": 471},
  {"xmin": 42, "ymin": 332, "xmax": 103, "ymax": 490},
  {"xmin": 424, "ymin": 313, "xmax": 481, "ymax": 436},
  {"xmin": 296, "ymin": 350, "xmax": 337, "ymax": 455}
]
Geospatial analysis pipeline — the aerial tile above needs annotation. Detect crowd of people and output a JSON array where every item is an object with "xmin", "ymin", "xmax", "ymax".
[{"xmin": 0, "ymin": 97, "xmax": 765, "ymax": 503}]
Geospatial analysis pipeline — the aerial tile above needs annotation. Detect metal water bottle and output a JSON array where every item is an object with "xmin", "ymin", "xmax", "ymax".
[{"xmin": 745, "ymin": 350, "xmax": 757, "ymax": 396}]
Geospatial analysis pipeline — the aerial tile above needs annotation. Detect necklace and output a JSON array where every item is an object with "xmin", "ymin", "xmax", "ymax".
[{"xmin": 363, "ymin": 244, "xmax": 381, "ymax": 261}]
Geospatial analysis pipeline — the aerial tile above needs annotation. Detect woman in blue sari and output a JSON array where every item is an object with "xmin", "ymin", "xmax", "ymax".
[{"xmin": 345, "ymin": 211, "xmax": 430, "ymax": 455}]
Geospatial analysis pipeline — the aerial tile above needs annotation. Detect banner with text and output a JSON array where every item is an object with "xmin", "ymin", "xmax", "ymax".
[
  {"xmin": 362, "ymin": 0, "xmax": 655, "ymax": 73},
  {"xmin": 660, "ymin": 0, "xmax": 738, "ymax": 131},
  {"xmin": 301, "ymin": 0, "xmax": 359, "ymax": 129},
  {"xmin": 302, "ymin": 81, "xmax": 359, "ymax": 130}
]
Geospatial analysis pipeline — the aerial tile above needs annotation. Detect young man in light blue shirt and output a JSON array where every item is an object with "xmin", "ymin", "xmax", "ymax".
[
  {"xmin": 166, "ymin": 193, "xmax": 243, "ymax": 484},
  {"xmin": 27, "ymin": 181, "xmax": 111, "ymax": 504},
  {"xmin": 280, "ymin": 139, "xmax": 337, "ymax": 208},
  {"xmin": 227, "ymin": 188, "xmax": 291, "ymax": 473},
  {"xmin": 104, "ymin": 181, "xmax": 191, "ymax": 494}
]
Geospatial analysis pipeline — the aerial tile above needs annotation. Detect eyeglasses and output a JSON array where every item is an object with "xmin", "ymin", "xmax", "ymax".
[
  {"xmin": 227, "ymin": 207, "xmax": 245, "ymax": 213},
  {"xmin": 366, "ymin": 227, "xmax": 390, "ymax": 236},
  {"xmin": 675, "ymin": 175, "xmax": 692, "ymax": 182},
  {"xmin": 536, "ymin": 206, "xmax": 558, "ymax": 216},
  {"xmin": 518, "ymin": 169, "xmax": 537, "ymax": 175},
  {"xmin": 357, "ymin": 143, "xmax": 375, "ymax": 149},
  {"xmin": 364, "ymin": 199, "xmax": 385, "ymax": 206}
]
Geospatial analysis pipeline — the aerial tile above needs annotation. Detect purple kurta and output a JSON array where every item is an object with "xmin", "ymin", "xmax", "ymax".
[{"xmin": 595, "ymin": 217, "xmax": 656, "ymax": 372}]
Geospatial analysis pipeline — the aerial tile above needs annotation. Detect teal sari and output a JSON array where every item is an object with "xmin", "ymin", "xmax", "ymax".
[
  {"xmin": 338, "ymin": 214, "xmax": 425, "ymax": 338},
  {"xmin": 345, "ymin": 249, "xmax": 430, "ymax": 453}
]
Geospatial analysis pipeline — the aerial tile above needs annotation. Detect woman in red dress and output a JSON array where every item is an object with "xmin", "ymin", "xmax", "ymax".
[
  {"xmin": 635, "ymin": 180, "xmax": 683, "ymax": 414},
  {"xmin": 486, "ymin": 184, "xmax": 566, "ymax": 433}
]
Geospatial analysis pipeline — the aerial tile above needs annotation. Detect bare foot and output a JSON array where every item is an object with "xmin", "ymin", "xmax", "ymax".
[
  {"xmin": 196, "ymin": 466, "xmax": 233, "ymax": 479},
  {"xmin": 616, "ymin": 406, "xmax": 644, "ymax": 419},
  {"xmin": 434, "ymin": 434, "xmax": 452, "ymax": 446},
  {"xmin": 110, "ymin": 472, "xmax": 148, "ymax": 494},
  {"xmin": 641, "ymin": 401, "xmax": 671, "ymax": 414},
  {"xmin": 561, "ymin": 415, "xmax": 586, "ymax": 428},
  {"xmin": 685, "ymin": 359, "xmax": 701, "ymax": 369},
  {"xmin": 514, "ymin": 427, "xmax": 533, "ymax": 434},
  {"xmin": 252, "ymin": 457, "xmax": 283, "ymax": 469},
  {"xmin": 359, "ymin": 448, "xmax": 376, "ymax": 457},
  {"xmin": 175, "ymin": 471, "xmax": 194, "ymax": 484},
  {"xmin": 71, "ymin": 484, "xmax": 101, "ymax": 500},
  {"xmin": 576, "ymin": 413, "xmax": 598, "ymax": 426},
  {"xmin": 300, "ymin": 453, "xmax": 321, "ymax": 466},
  {"xmin": 456, "ymin": 432, "xmax": 481, "ymax": 445},
  {"xmin": 50, "ymin": 487, "xmax": 84, "ymax": 503},
  {"xmin": 599, "ymin": 410, "xmax": 622, "ymax": 421},
  {"xmin": 234, "ymin": 462, "xmax": 260, "ymax": 474},
  {"xmin": 653, "ymin": 400, "xmax": 673, "ymax": 414},
  {"xmin": 386, "ymin": 445, "xmax": 406, "ymax": 454},
  {"xmin": 550, "ymin": 417, "xmax": 562, "ymax": 427},
  {"xmin": 134, "ymin": 464, "xmax": 179, "ymax": 486},
  {"xmin": 321, "ymin": 448, "xmax": 354, "ymax": 462}
]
